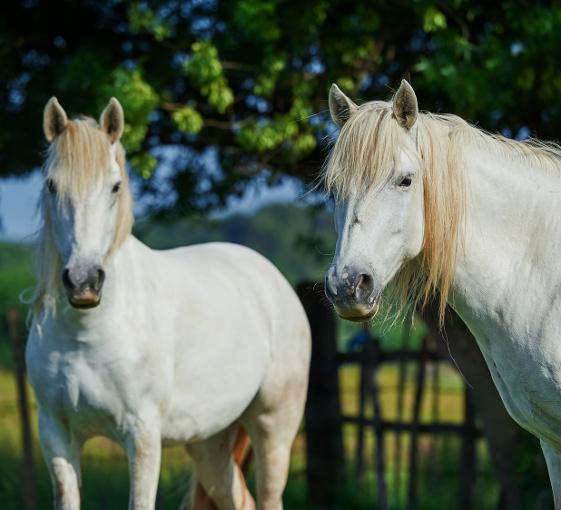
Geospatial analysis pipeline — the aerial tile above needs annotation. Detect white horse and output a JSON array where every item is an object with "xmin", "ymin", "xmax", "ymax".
[
  {"xmin": 324, "ymin": 79, "xmax": 561, "ymax": 506},
  {"xmin": 26, "ymin": 97, "xmax": 311, "ymax": 510}
]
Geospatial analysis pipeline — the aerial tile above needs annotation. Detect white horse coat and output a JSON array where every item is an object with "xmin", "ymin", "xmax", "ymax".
[
  {"xmin": 324, "ymin": 80, "xmax": 561, "ymax": 506},
  {"xmin": 27, "ymin": 98, "xmax": 310, "ymax": 510}
]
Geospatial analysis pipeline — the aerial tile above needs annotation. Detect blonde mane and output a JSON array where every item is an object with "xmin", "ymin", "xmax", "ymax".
[
  {"xmin": 30, "ymin": 118, "xmax": 133, "ymax": 319},
  {"xmin": 323, "ymin": 98, "xmax": 561, "ymax": 322}
]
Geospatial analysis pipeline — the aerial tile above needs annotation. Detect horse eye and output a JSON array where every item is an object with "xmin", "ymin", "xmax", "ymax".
[
  {"xmin": 399, "ymin": 176, "xmax": 412, "ymax": 188},
  {"xmin": 112, "ymin": 182, "xmax": 121, "ymax": 194},
  {"xmin": 46, "ymin": 179, "xmax": 56, "ymax": 194}
]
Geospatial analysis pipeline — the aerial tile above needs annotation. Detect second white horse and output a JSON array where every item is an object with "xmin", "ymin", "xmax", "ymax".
[{"xmin": 26, "ymin": 97, "xmax": 311, "ymax": 510}]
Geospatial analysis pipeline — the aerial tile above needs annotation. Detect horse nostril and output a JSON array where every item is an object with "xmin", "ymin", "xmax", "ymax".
[
  {"xmin": 324, "ymin": 277, "xmax": 336, "ymax": 301},
  {"xmin": 324, "ymin": 268, "xmax": 339, "ymax": 302},
  {"xmin": 355, "ymin": 273, "xmax": 375, "ymax": 300},
  {"xmin": 97, "ymin": 267, "xmax": 105, "ymax": 287},
  {"xmin": 61, "ymin": 268, "xmax": 74, "ymax": 291},
  {"xmin": 90, "ymin": 266, "xmax": 106, "ymax": 292}
]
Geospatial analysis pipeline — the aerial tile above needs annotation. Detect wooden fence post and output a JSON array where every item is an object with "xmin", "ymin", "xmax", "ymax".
[
  {"xmin": 407, "ymin": 335, "xmax": 428, "ymax": 510},
  {"xmin": 297, "ymin": 281, "xmax": 344, "ymax": 507},
  {"xmin": 366, "ymin": 337, "xmax": 388, "ymax": 510},
  {"xmin": 355, "ymin": 341, "xmax": 368, "ymax": 482},
  {"xmin": 460, "ymin": 386, "xmax": 476, "ymax": 510},
  {"xmin": 6, "ymin": 307, "xmax": 36, "ymax": 510},
  {"xmin": 394, "ymin": 309, "xmax": 413, "ymax": 506}
]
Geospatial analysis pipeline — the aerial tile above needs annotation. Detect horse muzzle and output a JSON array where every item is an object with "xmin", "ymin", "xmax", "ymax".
[
  {"xmin": 62, "ymin": 265, "xmax": 105, "ymax": 309},
  {"xmin": 324, "ymin": 265, "xmax": 380, "ymax": 322}
]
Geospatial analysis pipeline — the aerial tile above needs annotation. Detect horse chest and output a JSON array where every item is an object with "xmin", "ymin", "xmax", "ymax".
[
  {"xmin": 29, "ymin": 342, "xmax": 143, "ymax": 438},
  {"xmin": 482, "ymin": 334, "xmax": 561, "ymax": 446},
  {"xmin": 67, "ymin": 363, "xmax": 120, "ymax": 428}
]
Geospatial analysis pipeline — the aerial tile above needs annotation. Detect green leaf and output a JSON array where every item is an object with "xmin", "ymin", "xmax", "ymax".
[
  {"xmin": 128, "ymin": 2, "xmax": 171, "ymax": 41},
  {"xmin": 423, "ymin": 7, "xmax": 447, "ymax": 32},
  {"xmin": 129, "ymin": 153, "xmax": 157, "ymax": 179},
  {"xmin": 172, "ymin": 106, "xmax": 204, "ymax": 134},
  {"xmin": 183, "ymin": 41, "xmax": 234, "ymax": 113}
]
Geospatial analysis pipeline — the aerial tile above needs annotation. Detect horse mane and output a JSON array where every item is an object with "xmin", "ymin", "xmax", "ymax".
[
  {"xmin": 323, "ymin": 97, "xmax": 561, "ymax": 322},
  {"xmin": 29, "ymin": 117, "xmax": 133, "ymax": 320}
]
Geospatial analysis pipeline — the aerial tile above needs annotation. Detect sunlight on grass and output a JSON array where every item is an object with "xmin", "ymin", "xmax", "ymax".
[{"xmin": 0, "ymin": 361, "xmax": 498, "ymax": 509}]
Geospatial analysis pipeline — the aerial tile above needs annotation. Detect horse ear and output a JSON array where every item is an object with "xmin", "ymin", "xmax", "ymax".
[
  {"xmin": 329, "ymin": 84, "xmax": 358, "ymax": 128},
  {"xmin": 100, "ymin": 98, "xmax": 125, "ymax": 143},
  {"xmin": 393, "ymin": 80, "xmax": 418, "ymax": 130},
  {"xmin": 43, "ymin": 97, "xmax": 68, "ymax": 142}
]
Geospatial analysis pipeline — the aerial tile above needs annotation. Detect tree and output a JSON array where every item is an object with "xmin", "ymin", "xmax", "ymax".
[{"xmin": 3, "ymin": 1, "xmax": 561, "ymax": 213}]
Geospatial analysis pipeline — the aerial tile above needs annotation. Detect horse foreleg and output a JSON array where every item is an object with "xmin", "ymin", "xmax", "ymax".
[
  {"xmin": 126, "ymin": 419, "xmax": 162, "ymax": 510},
  {"xmin": 541, "ymin": 439, "xmax": 561, "ymax": 508},
  {"xmin": 38, "ymin": 411, "xmax": 82, "ymax": 510}
]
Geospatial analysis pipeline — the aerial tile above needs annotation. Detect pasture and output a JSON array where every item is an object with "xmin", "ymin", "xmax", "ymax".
[{"xmin": 0, "ymin": 355, "xmax": 499, "ymax": 509}]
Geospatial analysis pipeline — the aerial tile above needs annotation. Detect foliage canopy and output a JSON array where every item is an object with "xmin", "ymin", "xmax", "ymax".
[{"xmin": 3, "ymin": 1, "xmax": 561, "ymax": 213}]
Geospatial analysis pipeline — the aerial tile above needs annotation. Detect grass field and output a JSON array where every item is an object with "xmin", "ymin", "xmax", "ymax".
[{"xmin": 0, "ymin": 359, "xmax": 501, "ymax": 509}]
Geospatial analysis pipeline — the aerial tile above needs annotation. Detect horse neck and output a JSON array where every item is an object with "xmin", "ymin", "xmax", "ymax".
[{"xmin": 450, "ymin": 144, "xmax": 561, "ymax": 336}]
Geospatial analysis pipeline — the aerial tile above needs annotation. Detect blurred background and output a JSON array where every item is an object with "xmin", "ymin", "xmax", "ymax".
[{"xmin": 1, "ymin": 1, "xmax": 560, "ymax": 508}]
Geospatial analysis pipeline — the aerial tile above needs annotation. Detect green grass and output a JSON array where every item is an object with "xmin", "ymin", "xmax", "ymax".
[{"xmin": 0, "ymin": 364, "xmax": 503, "ymax": 509}]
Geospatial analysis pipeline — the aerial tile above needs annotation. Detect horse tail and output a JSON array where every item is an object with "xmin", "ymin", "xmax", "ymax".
[{"xmin": 189, "ymin": 426, "xmax": 253, "ymax": 510}]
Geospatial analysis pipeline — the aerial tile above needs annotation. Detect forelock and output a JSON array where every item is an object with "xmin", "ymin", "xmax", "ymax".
[
  {"xmin": 323, "ymin": 101, "xmax": 412, "ymax": 199},
  {"xmin": 44, "ymin": 117, "xmax": 117, "ymax": 198}
]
